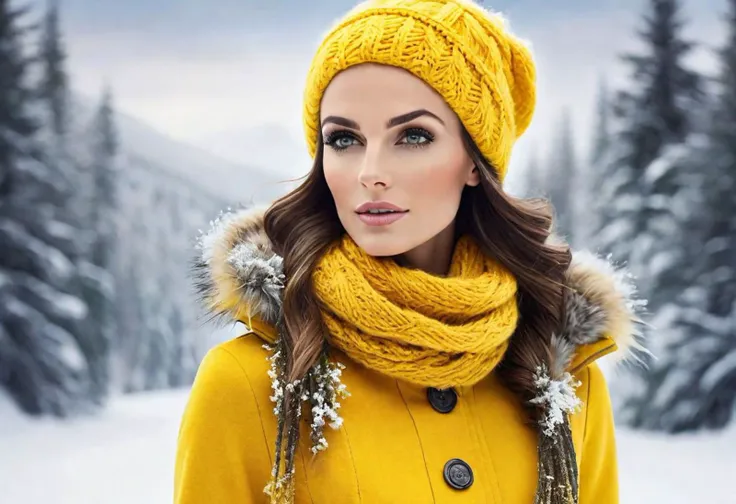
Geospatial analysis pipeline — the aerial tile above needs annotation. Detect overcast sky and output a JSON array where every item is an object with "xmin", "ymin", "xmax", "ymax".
[{"xmin": 39, "ymin": 0, "xmax": 727, "ymax": 186}]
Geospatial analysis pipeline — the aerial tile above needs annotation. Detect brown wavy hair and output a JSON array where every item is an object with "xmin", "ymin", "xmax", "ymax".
[{"xmin": 264, "ymin": 127, "xmax": 575, "ymax": 503}]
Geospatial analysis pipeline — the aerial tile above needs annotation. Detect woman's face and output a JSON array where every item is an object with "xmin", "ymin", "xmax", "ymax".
[{"xmin": 320, "ymin": 63, "xmax": 479, "ymax": 259}]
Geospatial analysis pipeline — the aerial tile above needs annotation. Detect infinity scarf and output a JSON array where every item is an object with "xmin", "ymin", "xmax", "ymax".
[{"xmin": 312, "ymin": 234, "xmax": 520, "ymax": 388}]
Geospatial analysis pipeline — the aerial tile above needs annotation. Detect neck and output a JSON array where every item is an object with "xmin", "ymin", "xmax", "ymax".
[{"xmin": 394, "ymin": 221, "xmax": 457, "ymax": 276}]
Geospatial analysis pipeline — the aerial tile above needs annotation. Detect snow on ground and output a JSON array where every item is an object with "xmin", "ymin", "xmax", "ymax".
[
  {"xmin": 1, "ymin": 389, "xmax": 735, "ymax": 504},
  {"xmin": 0, "ymin": 390, "xmax": 184, "ymax": 504}
]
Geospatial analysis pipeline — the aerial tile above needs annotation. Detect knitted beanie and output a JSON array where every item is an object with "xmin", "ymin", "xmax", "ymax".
[{"xmin": 302, "ymin": 0, "xmax": 537, "ymax": 181}]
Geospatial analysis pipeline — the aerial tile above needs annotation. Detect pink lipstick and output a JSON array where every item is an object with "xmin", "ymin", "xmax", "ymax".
[{"xmin": 355, "ymin": 201, "xmax": 409, "ymax": 227}]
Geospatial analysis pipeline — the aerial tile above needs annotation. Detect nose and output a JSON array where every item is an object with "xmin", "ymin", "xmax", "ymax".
[{"xmin": 358, "ymin": 146, "xmax": 392, "ymax": 189}]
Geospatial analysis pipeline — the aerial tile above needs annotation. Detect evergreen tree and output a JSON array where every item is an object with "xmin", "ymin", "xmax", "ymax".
[
  {"xmin": 88, "ymin": 85, "xmax": 118, "ymax": 268},
  {"xmin": 39, "ymin": 0, "xmax": 67, "ymax": 139},
  {"xmin": 705, "ymin": 0, "xmax": 736, "ymax": 319},
  {"xmin": 606, "ymin": 1, "xmax": 736, "ymax": 433},
  {"xmin": 0, "ymin": 0, "xmax": 91, "ymax": 416},
  {"xmin": 0, "ymin": 1, "xmax": 35, "ymax": 200},
  {"xmin": 596, "ymin": 0, "xmax": 701, "ymax": 277},
  {"xmin": 546, "ymin": 108, "xmax": 576, "ymax": 242},
  {"xmin": 583, "ymin": 77, "xmax": 612, "ymax": 247},
  {"xmin": 77, "ymin": 85, "xmax": 119, "ymax": 402},
  {"xmin": 36, "ymin": 0, "xmax": 74, "ymax": 213},
  {"xmin": 629, "ymin": 0, "xmax": 702, "ymax": 313},
  {"xmin": 590, "ymin": 78, "xmax": 611, "ymax": 168},
  {"xmin": 36, "ymin": 0, "xmax": 114, "ymax": 408},
  {"xmin": 631, "ymin": 0, "xmax": 736, "ymax": 432}
]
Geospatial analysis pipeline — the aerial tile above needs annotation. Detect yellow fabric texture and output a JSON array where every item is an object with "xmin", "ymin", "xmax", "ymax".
[
  {"xmin": 174, "ymin": 334, "xmax": 619, "ymax": 503},
  {"xmin": 302, "ymin": 0, "xmax": 537, "ymax": 182},
  {"xmin": 312, "ymin": 234, "xmax": 519, "ymax": 388}
]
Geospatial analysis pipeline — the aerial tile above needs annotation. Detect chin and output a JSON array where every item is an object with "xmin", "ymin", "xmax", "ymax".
[{"xmin": 348, "ymin": 229, "xmax": 415, "ymax": 257}]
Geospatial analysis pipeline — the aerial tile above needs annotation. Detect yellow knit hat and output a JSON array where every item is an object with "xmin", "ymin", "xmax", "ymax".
[{"xmin": 302, "ymin": 0, "xmax": 537, "ymax": 181}]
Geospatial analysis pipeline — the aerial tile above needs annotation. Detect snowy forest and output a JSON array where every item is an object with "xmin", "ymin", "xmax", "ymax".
[
  {"xmin": 0, "ymin": 0, "xmax": 279, "ymax": 417},
  {"xmin": 528, "ymin": 0, "xmax": 736, "ymax": 432},
  {"xmin": 1, "ymin": 0, "xmax": 735, "ymax": 442}
]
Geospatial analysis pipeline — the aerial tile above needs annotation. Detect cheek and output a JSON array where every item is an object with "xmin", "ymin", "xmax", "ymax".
[
  {"xmin": 404, "ymin": 146, "xmax": 469, "ymax": 198},
  {"xmin": 323, "ymin": 155, "xmax": 353, "ymax": 205}
]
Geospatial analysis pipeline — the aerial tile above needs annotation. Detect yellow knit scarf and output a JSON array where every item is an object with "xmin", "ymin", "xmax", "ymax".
[{"xmin": 312, "ymin": 234, "xmax": 520, "ymax": 388}]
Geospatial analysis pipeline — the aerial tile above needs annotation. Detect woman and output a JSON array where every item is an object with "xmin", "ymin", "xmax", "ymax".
[{"xmin": 176, "ymin": 1, "xmax": 643, "ymax": 503}]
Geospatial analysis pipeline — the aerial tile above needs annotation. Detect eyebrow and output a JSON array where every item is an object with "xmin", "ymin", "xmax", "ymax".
[{"xmin": 320, "ymin": 108, "xmax": 445, "ymax": 130}]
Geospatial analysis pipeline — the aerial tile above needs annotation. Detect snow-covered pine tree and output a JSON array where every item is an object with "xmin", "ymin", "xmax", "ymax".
[
  {"xmin": 36, "ymin": 0, "xmax": 77, "ymax": 222},
  {"xmin": 0, "ymin": 0, "xmax": 90, "ymax": 416},
  {"xmin": 629, "ymin": 0, "xmax": 736, "ymax": 432},
  {"xmin": 590, "ymin": 78, "xmax": 611, "ymax": 169},
  {"xmin": 37, "ymin": 0, "xmax": 94, "ymax": 235},
  {"xmin": 0, "ymin": 1, "xmax": 34, "ymax": 201},
  {"xmin": 87, "ymin": 86, "xmax": 118, "ymax": 269},
  {"xmin": 705, "ymin": 0, "xmax": 736, "ymax": 322},
  {"xmin": 596, "ymin": 0, "xmax": 701, "ymax": 282},
  {"xmin": 118, "ymin": 187, "xmax": 181, "ymax": 392},
  {"xmin": 632, "ymin": 0, "xmax": 704, "ymax": 311},
  {"xmin": 78, "ymin": 85, "xmax": 120, "ymax": 402},
  {"xmin": 36, "ymin": 0, "xmax": 114, "ymax": 407},
  {"xmin": 582, "ymin": 77, "xmax": 612, "ymax": 247},
  {"xmin": 545, "ymin": 108, "xmax": 576, "ymax": 243},
  {"xmin": 606, "ymin": 0, "xmax": 724, "ymax": 432},
  {"xmin": 38, "ymin": 0, "xmax": 67, "ymax": 139}
]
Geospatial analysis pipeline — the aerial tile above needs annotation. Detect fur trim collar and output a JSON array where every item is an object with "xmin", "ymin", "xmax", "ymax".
[{"xmin": 193, "ymin": 207, "xmax": 646, "ymax": 374}]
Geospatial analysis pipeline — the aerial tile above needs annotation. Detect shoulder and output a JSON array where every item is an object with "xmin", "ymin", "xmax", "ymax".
[
  {"xmin": 175, "ymin": 334, "xmax": 275, "ymax": 501},
  {"xmin": 183, "ymin": 333, "xmax": 273, "ymax": 428},
  {"xmin": 191, "ymin": 333, "xmax": 271, "ymax": 396}
]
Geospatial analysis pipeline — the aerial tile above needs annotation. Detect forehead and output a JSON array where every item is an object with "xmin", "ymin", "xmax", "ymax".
[{"xmin": 319, "ymin": 63, "xmax": 453, "ymax": 121}]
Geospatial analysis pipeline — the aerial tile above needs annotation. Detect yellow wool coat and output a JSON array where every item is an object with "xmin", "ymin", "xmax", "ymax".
[{"xmin": 175, "ymin": 209, "xmax": 637, "ymax": 504}]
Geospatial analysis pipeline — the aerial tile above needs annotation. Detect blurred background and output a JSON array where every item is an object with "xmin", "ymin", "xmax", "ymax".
[{"xmin": 0, "ymin": 0, "xmax": 734, "ymax": 502}]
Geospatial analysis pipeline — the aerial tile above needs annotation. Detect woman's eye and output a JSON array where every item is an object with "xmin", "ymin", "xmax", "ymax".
[
  {"xmin": 324, "ymin": 132, "xmax": 359, "ymax": 151},
  {"xmin": 335, "ymin": 136, "xmax": 357, "ymax": 149},
  {"xmin": 400, "ymin": 128, "xmax": 434, "ymax": 147},
  {"xmin": 405, "ymin": 133, "xmax": 428, "ymax": 144}
]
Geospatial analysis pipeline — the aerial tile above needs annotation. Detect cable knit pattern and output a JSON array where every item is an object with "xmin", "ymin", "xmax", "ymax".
[
  {"xmin": 312, "ymin": 234, "xmax": 520, "ymax": 388},
  {"xmin": 302, "ymin": 0, "xmax": 536, "ymax": 181}
]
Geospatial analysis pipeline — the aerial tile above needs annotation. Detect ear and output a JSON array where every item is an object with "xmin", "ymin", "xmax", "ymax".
[{"xmin": 465, "ymin": 165, "xmax": 480, "ymax": 187}]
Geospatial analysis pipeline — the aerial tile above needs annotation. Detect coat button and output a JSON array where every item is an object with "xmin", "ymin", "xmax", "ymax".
[
  {"xmin": 443, "ymin": 458, "xmax": 474, "ymax": 490},
  {"xmin": 427, "ymin": 387, "xmax": 457, "ymax": 414}
]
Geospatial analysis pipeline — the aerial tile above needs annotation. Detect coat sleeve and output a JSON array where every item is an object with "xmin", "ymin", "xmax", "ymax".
[
  {"xmin": 578, "ymin": 362, "xmax": 619, "ymax": 504},
  {"xmin": 174, "ymin": 345, "xmax": 272, "ymax": 504}
]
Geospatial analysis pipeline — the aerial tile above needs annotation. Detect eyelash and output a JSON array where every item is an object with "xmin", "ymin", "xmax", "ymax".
[{"xmin": 323, "ymin": 127, "xmax": 435, "ymax": 152}]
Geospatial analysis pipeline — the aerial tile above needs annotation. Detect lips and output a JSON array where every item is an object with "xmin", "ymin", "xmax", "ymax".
[
  {"xmin": 355, "ymin": 201, "xmax": 408, "ymax": 227},
  {"xmin": 357, "ymin": 211, "xmax": 408, "ymax": 226},
  {"xmin": 355, "ymin": 201, "xmax": 408, "ymax": 214}
]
